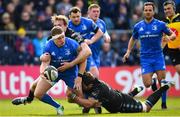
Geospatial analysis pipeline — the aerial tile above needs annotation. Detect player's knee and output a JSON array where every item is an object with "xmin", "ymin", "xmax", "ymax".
[
  {"xmin": 144, "ymin": 83, "xmax": 151, "ymax": 88},
  {"xmin": 34, "ymin": 91, "xmax": 43, "ymax": 100},
  {"xmin": 30, "ymin": 81, "xmax": 37, "ymax": 91}
]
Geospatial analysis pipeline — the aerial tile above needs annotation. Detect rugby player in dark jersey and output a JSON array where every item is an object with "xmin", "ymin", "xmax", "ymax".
[{"xmin": 67, "ymin": 72, "xmax": 174, "ymax": 113}]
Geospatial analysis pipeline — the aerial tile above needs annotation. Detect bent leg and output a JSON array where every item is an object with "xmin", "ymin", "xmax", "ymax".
[{"xmin": 34, "ymin": 77, "xmax": 61, "ymax": 108}]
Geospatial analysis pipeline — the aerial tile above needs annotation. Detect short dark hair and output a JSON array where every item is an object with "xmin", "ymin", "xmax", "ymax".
[
  {"xmin": 143, "ymin": 2, "xmax": 155, "ymax": 11},
  {"xmin": 51, "ymin": 26, "xmax": 63, "ymax": 36},
  {"xmin": 69, "ymin": 7, "xmax": 81, "ymax": 15},
  {"xmin": 163, "ymin": 0, "xmax": 176, "ymax": 10}
]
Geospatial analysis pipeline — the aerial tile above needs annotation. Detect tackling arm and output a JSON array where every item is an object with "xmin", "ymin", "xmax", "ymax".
[{"xmin": 66, "ymin": 90, "xmax": 100, "ymax": 108}]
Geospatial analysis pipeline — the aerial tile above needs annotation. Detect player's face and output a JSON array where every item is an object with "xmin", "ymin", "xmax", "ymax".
[
  {"xmin": 164, "ymin": 4, "xmax": 175, "ymax": 18},
  {"xmin": 69, "ymin": 12, "xmax": 81, "ymax": 25},
  {"xmin": 143, "ymin": 5, "xmax": 154, "ymax": 20},
  {"xmin": 88, "ymin": 8, "xmax": 100, "ymax": 22},
  {"xmin": 53, "ymin": 19, "xmax": 67, "ymax": 32},
  {"xmin": 54, "ymin": 34, "xmax": 65, "ymax": 47}
]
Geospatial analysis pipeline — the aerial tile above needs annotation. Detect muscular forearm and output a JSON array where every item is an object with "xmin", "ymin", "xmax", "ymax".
[
  {"xmin": 91, "ymin": 29, "xmax": 103, "ymax": 44},
  {"xmin": 78, "ymin": 60, "xmax": 86, "ymax": 74},
  {"xmin": 71, "ymin": 43, "xmax": 91, "ymax": 66},
  {"xmin": 39, "ymin": 53, "xmax": 51, "ymax": 74},
  {"xmin": 68, "ymin": 93, "xmax": 95, "ymax": 108},
  {"xmin": 127, "ymin": 37, "xmax": 136, "ymax": 53}
]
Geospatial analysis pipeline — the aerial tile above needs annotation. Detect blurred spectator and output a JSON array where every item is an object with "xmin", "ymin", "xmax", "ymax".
[
  {"xmin": 0, "ymin": 12, "xmax": 16, "ymax": 30},
  {"xmin": 115, "ymin": 4, "xmax": 130, "ymax": 29},
  {"xmin": 0, "ymin": 37, "xmax": 15, "ymax": 65},
  {"xmin": 32, "ymin": 30, "xmax": 47, "ymax": 64},
  {"xmin": 75, "ymin": 0, "xmax": 87, "ymax": 16},
  {"xmin": 100, "ymin": 42, "xmax": 118, "ymax": 67},
  {"xmin": 56, "ymin": 0, "xmax": 72, "ymax": 15},
  {"xmin": 19, "ymin": 11, "xmax": 36, "ymax": 30},
  {"xmin": 117, "ymin": 32, "xmax": 135, "ymax": 65},
  {"xmin": 130, "ymin": 5, "xmax": 143, "ymax": 28},
  {"xmin": 15, "ymin": 28, "xmax": 34, "ymax": 65},
  {"xmin": 44, "ymin": 5, "xmax": 54, "ymax": 30},
  {"xmin": 5, "ymin": 2, "xmax": 16, "ymax": 21},
  {"xmin": 0, "ymin": 0, "xmax": 5, "ymax": 15}
]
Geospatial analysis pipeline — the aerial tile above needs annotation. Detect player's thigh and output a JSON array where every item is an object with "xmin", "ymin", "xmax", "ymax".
[
  {"xmin": 34, "ymin": 78, "xmax": 52, "ymax": 98},
  {"xmin": 142, "ymin": 73, "xmax": 154, "ymax": 88}
]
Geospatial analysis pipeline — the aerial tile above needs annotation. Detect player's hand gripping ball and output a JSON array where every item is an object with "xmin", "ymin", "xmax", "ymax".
[{"xmin": 44, "ymin": 65, "xmax": 58, "ymax": 81}]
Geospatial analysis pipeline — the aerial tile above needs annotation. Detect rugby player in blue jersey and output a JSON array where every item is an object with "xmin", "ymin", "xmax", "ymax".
[
  {"xmin": 88, "ymin": 4, "xmax": 111, "ymax": 78},
  {"xmin": 12, "ymin": 26, "xmax": 96, "ymax": 115},
  {"xmin": 68, "ymin": 6, "xmax": 103, "ymax": 113},
  {"xmin": 68, "ymin": 7, "xmax": 103, "ymax": 72},
  {"xmin": 78, "ymin": 4, "xmax": 111, "ymax": 114},
  {"xmin": 123, "ymin": 2, "xmax": 176, "ymax": 109}
]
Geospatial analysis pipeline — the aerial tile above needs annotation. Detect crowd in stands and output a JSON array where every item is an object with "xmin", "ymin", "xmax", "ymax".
[{"xmin": 0, "ymin": 0, "xmax": 179, "ymax": 66}]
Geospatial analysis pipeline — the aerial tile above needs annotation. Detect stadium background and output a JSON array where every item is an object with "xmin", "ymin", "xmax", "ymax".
[{"xmin": 0, "ymin": 0, "xmax": 180, "ymax": 101}]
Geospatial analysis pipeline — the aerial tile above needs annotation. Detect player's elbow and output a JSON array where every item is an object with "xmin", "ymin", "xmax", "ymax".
[
  {"xmin": 81, "ymin": 43, "xmax": 92, "ymax": 57},
  {"xmin": 40, "ymin": 53, "xmax": 51, "ymax": 62}
]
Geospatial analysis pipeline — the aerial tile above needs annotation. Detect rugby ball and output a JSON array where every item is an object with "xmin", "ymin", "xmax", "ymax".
[{"xmin": 44, "ymin": 65, "xmax": 58, "ymax": 81}]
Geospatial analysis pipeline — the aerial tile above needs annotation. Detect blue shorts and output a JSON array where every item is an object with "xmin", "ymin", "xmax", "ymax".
[
  {"xmin": 91, "ymin": 56, "xmax": 100, "ymax": 68},
  {"xmin": 52, "ymin": 74, "xmax": 77, "ymax": 89},
  {"xmin": 140, "ymin": 54, "xmax": 166, "ymax": 75},
  {"xmin": 86, "ymin": 56, "xmax": 93, "ymax": 71}
]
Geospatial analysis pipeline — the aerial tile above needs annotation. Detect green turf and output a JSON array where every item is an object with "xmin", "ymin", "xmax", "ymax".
[{"xmin": 0, "ymin": 98, "xmax": 180, "ymax": 116}]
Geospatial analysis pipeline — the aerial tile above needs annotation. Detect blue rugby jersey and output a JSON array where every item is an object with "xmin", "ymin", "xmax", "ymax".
[
  {"xmin": 43, "ymin": 37, "xmax": 79, "ymax": 78},
  {"xmin": 90, "ymin": 18, "xmax": 107, "ymax": 67},
  {"xmin": 132, "ymin": 18, "xmax": 171, "ymax": 57},
  {"xmin": 68, "ymin": 17, "xmax": 98, "ymax": 39}
]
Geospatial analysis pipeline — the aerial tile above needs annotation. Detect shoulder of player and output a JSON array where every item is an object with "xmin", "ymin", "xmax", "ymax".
[
  {"xmin": 97, "ymin": 18, "xmax": 106, "ymax": 25},
  {"xmin": 65, "ymin": 37, "xmax": 78, "ymax": 44},
  {"xmin": 81, "ymin": 17, "xmax": 94, "ymax": 23},
  {"xmin": 134, "ymin": 20, "xmax": 144, "ymax": 28}
]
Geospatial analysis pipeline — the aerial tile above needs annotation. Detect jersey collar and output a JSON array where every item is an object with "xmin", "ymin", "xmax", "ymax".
[{"xmin": 166, "ymin": 13, "xmax": 180, "ymax": 23}]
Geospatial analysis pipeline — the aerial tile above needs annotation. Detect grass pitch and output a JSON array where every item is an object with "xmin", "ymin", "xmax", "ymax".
[{"xmin": 0, "ymin": 98, "xmax": 180, "ymax": 116}]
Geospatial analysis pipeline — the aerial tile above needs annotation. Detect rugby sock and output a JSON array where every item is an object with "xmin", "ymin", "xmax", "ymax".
[
  {"xmin": 27, "ymin": 90, "xmax": 34, "ymax": 102},
  {"xmin": 128, "ymin": 86, "xmax": 143, "ymax": 97},
  {"xmin": 40, "ymin": 94, "xmax": 60, "ymax": 108},
  {"xmin": 161, "ymin": 91, "xmax": 167, "ymax": 104},
  {"xmin": 145, "ymin": 85, "xmax": 169, "ymax": 107},
  {"xmin": 151, "ymin": 78, "xmax": 157, "ymax": 91}
]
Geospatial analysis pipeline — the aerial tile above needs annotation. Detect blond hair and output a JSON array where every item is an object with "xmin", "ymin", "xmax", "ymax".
[
  {"xmin": 88, "ymin": 4, "xmax": 100, "ymax": 10},
  {"xmin": 51, "ymin": 15, "xmax": 68, "ymax": 26}
]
